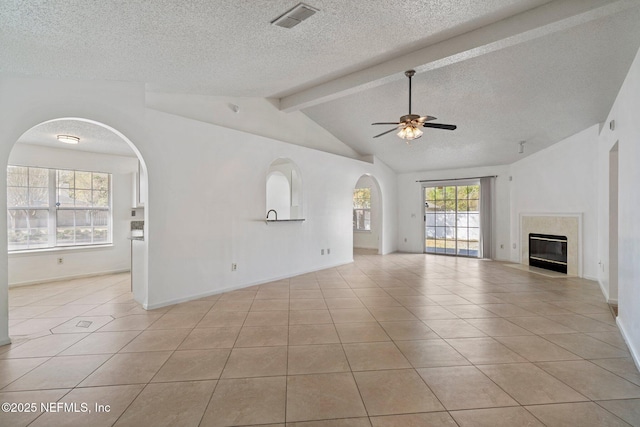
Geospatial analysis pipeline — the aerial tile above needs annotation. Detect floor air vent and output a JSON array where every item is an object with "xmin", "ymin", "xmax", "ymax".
[{"xmin": 271, "ymin": 3, "xmax": 319, "ymax": 29}]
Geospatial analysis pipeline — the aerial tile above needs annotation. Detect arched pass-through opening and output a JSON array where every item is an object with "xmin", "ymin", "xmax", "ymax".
[
  {"xmin": 2, "ymin": 117, "xmax": 150, "ymax": 345},
  {"xmin": 352, "ymin": 174, "xmax": 383, "ymax": 255},
  {"xmin": 266, "ymin": 171, "xmax": 291, "ymax": 219},
  {"xmin": 266, "ymin": 158, "xmax": 303, "ymax": 220}
]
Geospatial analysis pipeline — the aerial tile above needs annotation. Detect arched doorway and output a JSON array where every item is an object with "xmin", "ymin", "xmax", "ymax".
[
  {"xmin": 352, "ymin": 174, "xmax": 383, "ymax": 255},
  {"xmin": 2, "ymin": 117, "xmax": 149, "ymax": 344}
]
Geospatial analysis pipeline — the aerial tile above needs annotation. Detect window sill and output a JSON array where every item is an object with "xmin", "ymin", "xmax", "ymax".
[
  {"xmin": 9, "ymin": 244, "xmax": 114, "ymax": 256},
  {"xmin": 353, "ymin": 230, "xmax": 372, "ymax": 233}
]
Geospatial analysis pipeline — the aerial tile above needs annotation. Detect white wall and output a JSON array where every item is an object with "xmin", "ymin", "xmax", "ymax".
[
  {"xmin": 396, "ymin": 165, "xmax": 511, "ymax": 261},
  {"xmin": 7, "ymin": 144, "xmax": 138, "ymax": 286},
  {"xmin": 353, "ymin": 175, "xmax": 380, "ymax": 251},
  {"xmin": 142, "ymin": 109, "xmax": 397, "ymax": 307},
  {"xmin": 370, "ymin": 158, "xmax": 397, "ymax": 256},
  {"xmin": 509, "ymin": 125, "xmax": 599, "ymax": 279},
  {"xmin": 0, "ymin": 77, "xmax": 398, "ymax": 345},
  {"xmin": 146, "ymin": 92, "xmax": 361, "ymax": 160},
  {"xmin": 597, "ymin": 46, "xmax": 640, "ymax": 366}
]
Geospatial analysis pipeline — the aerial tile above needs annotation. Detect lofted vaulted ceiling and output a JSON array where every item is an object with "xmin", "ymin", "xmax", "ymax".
[{"xmin": 2, "ymin": 0, "xmax": 640, "ymax": 172}]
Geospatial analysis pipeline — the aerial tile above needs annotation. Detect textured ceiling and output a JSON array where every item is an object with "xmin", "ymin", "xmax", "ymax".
[
  {"xmin": 16, "ymin": 120, "xmax": 136, "ymax": 158},
  {"xmin": 304, "ymin": 6, "xmax": 640, "ymax": 171},
  {"xmin": 2, "ymin": 0, "xmax": 640, "ymax": 172},
  {"xmin": 1, "ymin": 0, "xmax": 551, "ymax": 97}
]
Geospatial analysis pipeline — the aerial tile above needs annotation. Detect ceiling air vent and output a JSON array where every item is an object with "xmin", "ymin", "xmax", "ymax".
[{"xmin": 271, "ymin": 3, "xmax": 319, "ymax": 29}]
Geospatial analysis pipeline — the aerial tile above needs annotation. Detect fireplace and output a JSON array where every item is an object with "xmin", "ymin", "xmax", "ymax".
[
  {"xmin": 520, "ymin": 214, "xmax": 581, "ymax": 277},
  {"xmin": 529, "ymin": 233, "xmax": 567, "ymax": 274}
]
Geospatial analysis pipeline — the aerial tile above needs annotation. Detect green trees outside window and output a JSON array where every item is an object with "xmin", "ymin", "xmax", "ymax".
[
  {"xmin": 353, "ymin": 188, "xmax": 371, "ymax": 231},
  {"xmin": 7, "ymin": 166, "xmax": 112, "ymax": 251}
]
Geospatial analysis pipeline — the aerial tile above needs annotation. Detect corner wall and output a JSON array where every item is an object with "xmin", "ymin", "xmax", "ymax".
[
  {"xmin": 598, "ymin": 46, "xmax": 640, "ymax": 366},
  {"xmin": 508, "ymin": 125, "xmax": 599, "ymax": 279}
]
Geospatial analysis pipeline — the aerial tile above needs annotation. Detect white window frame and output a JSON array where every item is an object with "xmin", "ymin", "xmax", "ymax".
[
  {"xmin": 353, "ymin": 187, "xmax": 371, "ymax": 232},
  {"xmin": 422, "ymin": 179, "xmax": 480, "ymax": 258},
  {"xmin": 7, "ymin": 165, "xmax": 112, "ymax": 252}
]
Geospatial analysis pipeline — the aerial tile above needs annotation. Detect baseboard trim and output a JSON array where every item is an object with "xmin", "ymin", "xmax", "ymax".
[
  {"xmin": 145, "ymin": 260, "xmax": 354, "ymax": 310},
  {"xmin": 617, "ymin": 316, "xmax": 640, "ymax": 372},
  {"xmin": 597, "ymin": 279, "xmax": 610, "ymax": 301},
  {"xmin": 9, "ymin": 269, "xmax": 131, "ymax": 288}
]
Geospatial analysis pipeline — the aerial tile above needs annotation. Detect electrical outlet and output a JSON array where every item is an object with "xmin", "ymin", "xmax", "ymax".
[
  {"xmin": 57, "ymin": 257, "xmax": 64, "ymax": 265},
  {"xmin": 500, "ymin": 244, "xmax": 504, "ymax": 249},
  {"xmin": 404, "ymin": 238, "xmax": 407, "ymax": 242},
  {"xmin": 231, "ymin": 263, "xmax": 237, "ymax": 271},
  {"xmin": 321, "ymin": 249, "xmax": 325, "ymax": 255},
  {"xmin": 512, "ymin": 243, "xmax": 517, "ymax": 249},
  {"xmin": 327, "ymin": 248, "xmax": 330, "ymax": 255}
]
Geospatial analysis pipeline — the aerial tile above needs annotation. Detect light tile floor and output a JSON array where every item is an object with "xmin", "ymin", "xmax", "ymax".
[{"xmin": 2, "ymin": 252, "xmax": 640, "ymax": 426}]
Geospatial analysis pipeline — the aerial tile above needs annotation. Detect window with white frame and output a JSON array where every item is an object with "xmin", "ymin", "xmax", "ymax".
[
  {"xmin": 353, "ymin": 187, "xmax": 371, "ymax": 231},
  {"xmin": 7, "ymin": 166, "xmax": 112, "ymax": 251}
]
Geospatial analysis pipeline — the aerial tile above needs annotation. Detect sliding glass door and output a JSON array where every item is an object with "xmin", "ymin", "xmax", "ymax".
[{"xmin": 424, "ymin": 183, "xmax": 480, "ymax": 257}]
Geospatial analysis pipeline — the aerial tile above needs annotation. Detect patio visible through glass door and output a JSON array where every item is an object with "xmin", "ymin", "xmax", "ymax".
[{"xmin": 424, "ymin": 184, "xmax": 480, "ymax": 257}]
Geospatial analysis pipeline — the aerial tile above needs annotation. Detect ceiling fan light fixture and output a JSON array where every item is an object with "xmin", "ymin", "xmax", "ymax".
[
  {"xmin": 397, "ymin": 125, "xmax": 423, "ymax": 141},
  {"xmin": 371, "ymin": 70, "xmax": 456, "ymax": 141},
  {"xmin": 57, "ymin": 135, "xmax": 80, "ymax": 144}
]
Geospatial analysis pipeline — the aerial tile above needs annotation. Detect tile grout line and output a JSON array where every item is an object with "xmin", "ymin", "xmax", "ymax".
[
  {"xmin": 4, "ymin": 258, "xmax": 640, "ymax": 425},
  {"xmin": 196, "ymin": 284, "xmax": 261, "ymax": 426}
]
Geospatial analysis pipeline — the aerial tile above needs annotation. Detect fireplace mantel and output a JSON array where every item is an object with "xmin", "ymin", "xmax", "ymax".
[{"xmin": 519, "ymin": 213, "xmax": 582, "ymax": 277}]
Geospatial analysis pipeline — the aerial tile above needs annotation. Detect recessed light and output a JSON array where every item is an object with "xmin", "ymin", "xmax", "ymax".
[{"xmin": 57, "ymin": 135, "xmax": 80, "ymax": 144}]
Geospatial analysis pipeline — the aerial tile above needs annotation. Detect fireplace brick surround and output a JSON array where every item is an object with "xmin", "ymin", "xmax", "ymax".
[{"xmin": 520, "ymin": 214, "xmax": 582, "ymax": 277}]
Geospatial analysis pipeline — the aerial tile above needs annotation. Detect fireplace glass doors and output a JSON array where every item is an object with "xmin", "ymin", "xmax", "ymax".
[
  {"xmin": 529, "ymin": 233, "xmax": 568, "ymax": 273},
  {"xmin": 424, "ymin": 183, "xmax": 480, "ymax": 257}
]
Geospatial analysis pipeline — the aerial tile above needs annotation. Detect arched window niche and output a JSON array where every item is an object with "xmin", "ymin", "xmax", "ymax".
[{"xmin": 266, "ymin": 158, "xmax": 304, "ymax": 222}]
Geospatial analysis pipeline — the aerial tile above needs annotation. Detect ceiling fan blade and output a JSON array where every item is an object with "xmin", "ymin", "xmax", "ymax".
[
  {"xmin": 373, "ymin": 127, "xmax": 399, "ymax": 138},
  {"xmin": 372, "ymin": 122, "xmax": 401, "ymax": 125},
  {"xmin": 423, "ymin": 123, "xmax": 457, "ymax": 130},
  {"xmin": 416, "ymin": 115, "xmax": 437, "ymax": 123}
]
